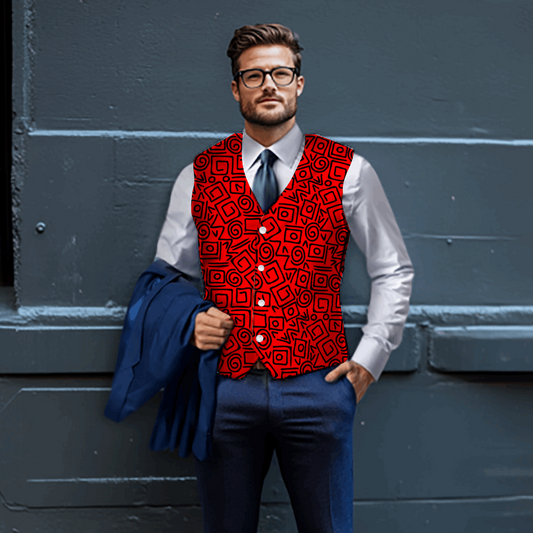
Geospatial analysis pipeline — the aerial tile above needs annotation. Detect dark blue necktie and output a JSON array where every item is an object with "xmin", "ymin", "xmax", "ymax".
[{"xmin": 253, "ymin": 149, "xmax": 279, "ymax": 214}]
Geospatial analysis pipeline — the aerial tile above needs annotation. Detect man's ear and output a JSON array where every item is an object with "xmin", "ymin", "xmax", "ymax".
[
  {"xmin": 231, "ymin": 80, "xmax": 240, "ymax": 103},
  {"xmin": 296, "ymin": 75, "xmax": 305, "ymax": 97}
]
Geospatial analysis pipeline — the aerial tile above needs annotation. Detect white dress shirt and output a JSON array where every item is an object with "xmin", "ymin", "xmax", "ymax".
[{"xmin": 156, "ymin": 123, "xmax": 414, "ymax": 381}]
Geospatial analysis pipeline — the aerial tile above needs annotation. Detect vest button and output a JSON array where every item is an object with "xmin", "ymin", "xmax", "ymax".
[
  {"xmin": 258, "ymin": 265, "xmax": 265, "ymax": 271},
  {"xmin": 256, "ymin": 334, "xmax": 264, "ymax": 343},
  {"xmin": 258, "ymin": 299, "xmax": 265, "ymax": 307},
  {"xmin": 259, "ymin": 226, "xmax": 267, "ymax": 234}
]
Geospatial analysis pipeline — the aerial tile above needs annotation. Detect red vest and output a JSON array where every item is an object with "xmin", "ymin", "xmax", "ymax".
[{"xmin": 192, "ymin": 133, "xmax": 354, "ymax": 379}]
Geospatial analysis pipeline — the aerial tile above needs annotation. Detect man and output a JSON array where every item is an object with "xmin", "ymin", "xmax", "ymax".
[{"xmin": 156, "ymin": 23, "xmax": 413, "ymax": 533}]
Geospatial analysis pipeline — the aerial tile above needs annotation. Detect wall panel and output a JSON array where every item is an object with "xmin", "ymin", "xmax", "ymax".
[{"xmin": 5, "ymin": 0, "xmax": 532, "ymax": 531}]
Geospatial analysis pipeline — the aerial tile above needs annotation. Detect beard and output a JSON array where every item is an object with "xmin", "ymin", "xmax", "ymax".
[{"xmin": 239, "ymin": 93, "xmax": 298, "ymax": 127}]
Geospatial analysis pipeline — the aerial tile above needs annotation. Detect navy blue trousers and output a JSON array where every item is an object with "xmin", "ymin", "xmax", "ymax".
[{"xmin": 194, "ymin": 367, "xmax": 357, "ymax": 533}]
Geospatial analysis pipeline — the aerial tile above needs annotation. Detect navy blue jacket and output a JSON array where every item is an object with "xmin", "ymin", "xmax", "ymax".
[{"xmin": 104, "ymin": 259, "xmax": 218, "ymax": 461}]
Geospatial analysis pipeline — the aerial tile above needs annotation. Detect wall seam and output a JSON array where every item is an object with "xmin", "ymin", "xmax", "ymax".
[{"xmin": 26, "ymin": 130, "xmax": 533, "ymax": 146}]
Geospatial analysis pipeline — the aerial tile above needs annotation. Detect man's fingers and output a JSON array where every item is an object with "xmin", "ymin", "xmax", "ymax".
[
  {"xmin": 200, "ymin": 307, "xmax": 234, "ymax": 330},
  {"xmin": 191, "ymin": 307, "xmax": 234, "ymax": 350},
  {"xmin": 323, "ymin": 361, "xmax": 375, "ymax": 403},
  {"xmin": 196, "ymin": 323, "xmax": 231, "ymax": 338},
  {"xmin": 195, "ymin": 325, "xmax": 229, "ymax": 344},
  {"xmin": 206, "ymin": 306, "xmax": 233, "ymax": 322},
  {"xmin": 197, "ymin": 314, "xmax": 233, "ymax": 332},
  {"xmin": 193, "ymin": 328, "xmax": 230, "ymax": 350},
  {"xmin": 324, "ymin": 361, "xmax": 351, "ymax": 382}
]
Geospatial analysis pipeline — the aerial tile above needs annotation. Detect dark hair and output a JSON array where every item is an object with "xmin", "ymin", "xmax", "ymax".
[{"xmin": 227, "ymin": 23, "xmax": 303, "ymax": 77}]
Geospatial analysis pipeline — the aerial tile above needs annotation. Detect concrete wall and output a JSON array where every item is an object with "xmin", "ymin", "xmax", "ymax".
[{"xmin": 2, "ymin": 1, "xmax": 532, "ymax": 531}]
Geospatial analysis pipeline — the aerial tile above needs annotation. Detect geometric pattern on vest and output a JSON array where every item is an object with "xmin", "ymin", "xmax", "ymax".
[{"xmin": 192, "ymin": 133, "xmax": 354, "ymax": 379}]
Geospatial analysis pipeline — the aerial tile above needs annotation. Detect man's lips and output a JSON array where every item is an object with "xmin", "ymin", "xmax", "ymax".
[{"xmin": 257, "ymin": 97, "xmax": 281, "ymax": 103}]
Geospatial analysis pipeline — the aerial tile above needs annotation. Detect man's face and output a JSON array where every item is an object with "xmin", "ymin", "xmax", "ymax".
[{"xmin": 231, "ymin": 45, "xmax": 305, "ymax": 127}]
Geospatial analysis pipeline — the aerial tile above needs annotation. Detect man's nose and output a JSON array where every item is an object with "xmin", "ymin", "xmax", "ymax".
[{"xmin": 262, "ymin": 72, "xmax": 278, "ymax": 90}]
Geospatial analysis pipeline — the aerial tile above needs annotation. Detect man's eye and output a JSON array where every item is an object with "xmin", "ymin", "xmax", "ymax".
[{"xmin": 246, "ymin": 73, "xmax": 261, "ymax": 80}]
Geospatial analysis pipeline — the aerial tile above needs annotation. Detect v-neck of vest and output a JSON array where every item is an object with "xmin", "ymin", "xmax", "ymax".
[{"xmin": 237, "ymin": 132, "xmax": 313, "ymax": 217}]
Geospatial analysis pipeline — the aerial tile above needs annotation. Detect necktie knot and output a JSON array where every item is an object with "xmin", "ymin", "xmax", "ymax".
[
  {"xmin": 260, "ymin": 149, "xmax": 277, "ymax": 168},
  {"xmin": 253, "ymin": 150, "xmax": 279, "ymax": 214}
]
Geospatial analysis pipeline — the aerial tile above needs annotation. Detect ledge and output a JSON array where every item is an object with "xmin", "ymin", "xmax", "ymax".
[
  {"xmin": 0, "ymin": 305, "xmax": 532, "ymax": 374},
  {"xmin": 429, "ymin": 326, "xmax": 533, "ymax": 372}
]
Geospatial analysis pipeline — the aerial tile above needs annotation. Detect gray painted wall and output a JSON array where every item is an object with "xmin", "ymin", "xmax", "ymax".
[{"xmin": 2, "ymin": 1, "xmax": 532, "ymax": 531}]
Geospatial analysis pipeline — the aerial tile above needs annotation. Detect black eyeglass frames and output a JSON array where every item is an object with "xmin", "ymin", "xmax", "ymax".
[{"xmin": 234, "ymin": 67, "xmax": 299, "ymax": 89}]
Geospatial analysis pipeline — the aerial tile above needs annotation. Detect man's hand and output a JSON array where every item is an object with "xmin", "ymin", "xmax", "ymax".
[
  {"xmin": 190, "ymin": 307, "xmax": 234, "ymax": 351},
  {"xmin": 325, "ymin": 361, "xmax": 375, "ymax": 403}
]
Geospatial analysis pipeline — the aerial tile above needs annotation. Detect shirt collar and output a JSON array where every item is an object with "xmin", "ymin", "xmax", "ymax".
[{"xmin": 242, "ymin": 123, "xmax": 304, "ymax": 171}]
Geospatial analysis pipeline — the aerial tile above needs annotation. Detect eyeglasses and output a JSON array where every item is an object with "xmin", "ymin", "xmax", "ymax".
[{"xmin": 234, "ymin": 67, "xmax": 299, "ymax": 89}]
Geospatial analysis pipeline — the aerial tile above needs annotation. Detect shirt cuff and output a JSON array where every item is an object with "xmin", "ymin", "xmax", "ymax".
[{"xmin": 350, "ymin": 335, "xmax": 390, "ymax": 382}]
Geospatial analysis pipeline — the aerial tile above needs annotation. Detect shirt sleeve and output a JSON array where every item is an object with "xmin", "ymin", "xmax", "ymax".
[
  {"xmin": 342, "ymin": 156, "xmax": 414, "ymax": 381},
  {"xmin": 155, "ymin": 163, "xmax": 203, "ymax": 282}
]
